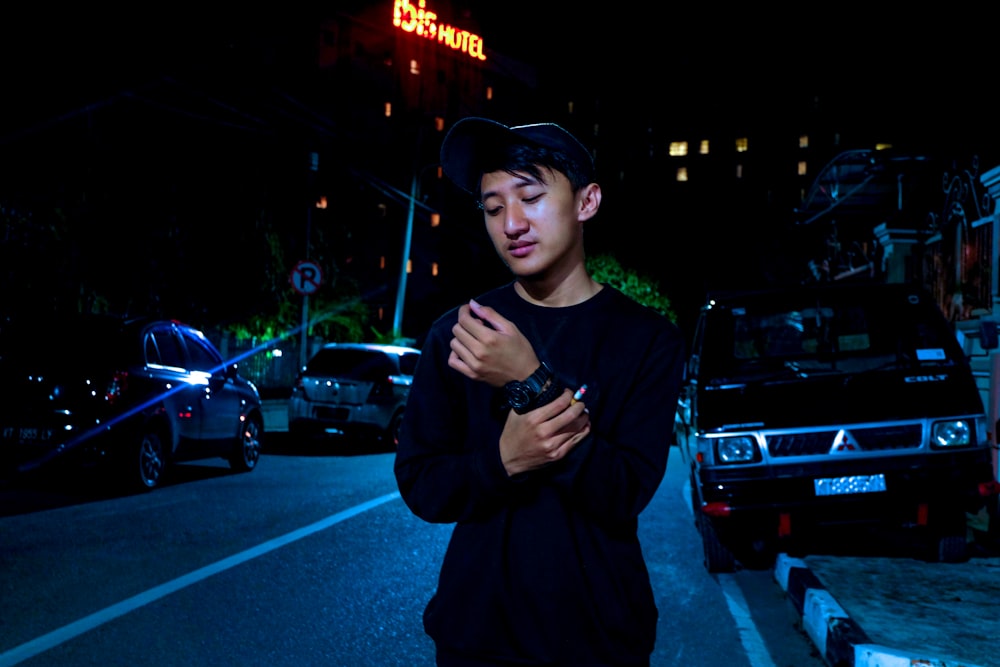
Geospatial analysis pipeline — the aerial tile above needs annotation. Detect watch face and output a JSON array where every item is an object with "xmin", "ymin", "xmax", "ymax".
[{"xmin": 505, "ymin": 382, "xmax": 532, "ymax": 408}]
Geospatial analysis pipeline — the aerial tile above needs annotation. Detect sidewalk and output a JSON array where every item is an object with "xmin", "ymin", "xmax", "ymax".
[{"xmin": 777, "ymin": 550, "xmax": 1000, "ymax": 667}]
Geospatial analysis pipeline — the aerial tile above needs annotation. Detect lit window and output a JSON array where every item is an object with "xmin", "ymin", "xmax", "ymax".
[
  {"xmin": 799, "ymin": 134, "xmax": 809, "ymax": 148},
  {"xmin": 797, "ymin": 161, "xmax": 807, "ymax": 176},
  {"xmin": 315, "ymin": 196, "xmax": 327, "ymax": 209},
  {"xmin": 486, "ymin": 86, "xmax": 493, "ymax": 100},
  {"xmin": 567, "ymin": 101, "xmax": 574, "ymax": 114},
  {"xmin": 735, "ymin": 137, "xmax": 748, "ymax": 152},
  {"xmin": 699, "ymin": 140, "xmax": 709, "ymax": 155},
  {"xmin": 676, "ymin": 167, "xmax": 688, "ymax": 182},
  {"xmin": 875, "ymin": 142, "xmax": 893, "ymax": 151},
  {"xmin": 380, "ymin": 256, "xmax": 386, "ymax": 270},
  {"xmin": 409, "ymin": 59, "xmax": 420, "ymax": 75},
  {"xmin": 669, "ymin": 142, "xmax": 688, "ymax": 157},
  {"xmin": 736, "ymin": 164, "xmax": 743, "ymax": 179},
  {"xmin": 407, "ymin": 259, "xmax": 413, "ymax": 273},
  {"xmin": 431, "ymin": 262, "xmax": 439, "ymax": 276},
  {"xmin": 378, "ymin": 306, "xmax": 385, "ymax": 320},
  {"xmin": 435, "ymin": 117, "xmax": 445, "ymax": 131},
  {"xmin": 430, "ymin": 212, "xmax": 440, "ymax": 227},
  {"xmin": 384, "ymin": 102, "xmax": 392, "ymax": 118}
]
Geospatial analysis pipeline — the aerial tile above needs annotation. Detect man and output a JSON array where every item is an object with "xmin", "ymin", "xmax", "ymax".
[{"xmin": 394, "ymin": 117, "xmax": 686, "ymax": 666}]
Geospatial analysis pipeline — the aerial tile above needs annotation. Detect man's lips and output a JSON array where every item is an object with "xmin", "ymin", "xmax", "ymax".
[{"xmin": 508, "ymin": 242, "xmax": 535, "ymax": 258}]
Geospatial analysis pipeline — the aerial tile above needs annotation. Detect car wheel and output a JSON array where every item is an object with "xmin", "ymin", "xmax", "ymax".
[
  {"xmin": 388, "ymin": 410, "xmax": 405, "ymax": 448},
  {"xmin": 691, "ymin": 472, "xmax": 737, "ymax": 573},
  {"xmin": 229, "ymin": 414, "xmax": 262, "ymax": 472},
  {"xmin": 119, "ymin": 427, "xmax": 167, "ymax": 493}
]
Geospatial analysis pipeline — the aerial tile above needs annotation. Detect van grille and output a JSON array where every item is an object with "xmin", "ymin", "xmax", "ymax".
[{"xmin": 766, "ymin": 424, "xmax": 922, "ymax": 457}]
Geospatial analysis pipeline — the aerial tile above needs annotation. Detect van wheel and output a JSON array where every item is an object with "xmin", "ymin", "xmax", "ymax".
[
  {"xmin": 935, "ymin": 535, "xmax": 969, "ymax": 563},
  {"xmin": 691, "ymin": 473, "xmax": 737, "ymax": 573},
  {"xmin": 696, "ymin": 511, "xmax": 737, "ymax": 573}
]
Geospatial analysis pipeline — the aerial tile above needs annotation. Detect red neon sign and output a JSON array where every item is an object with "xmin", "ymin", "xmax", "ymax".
[{"xmin": 392, "ymin": 0, "xmax": 486, "ymax": 61}]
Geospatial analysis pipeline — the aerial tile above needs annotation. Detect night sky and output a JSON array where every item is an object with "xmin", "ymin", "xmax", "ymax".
[{"xmin": 1, "ymin": 4, "xmax": 995, "ymax": 333}]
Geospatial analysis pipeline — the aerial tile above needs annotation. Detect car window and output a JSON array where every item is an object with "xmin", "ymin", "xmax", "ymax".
[
  {"xmin": 148, "ymin": 325, "xmax": 187, "ymax": 369},
  {"xmin": 182, "ymin": 330, "xmax": 223, "ymax": 373},
  {"xmin": 308, "ymin": 348, "xmax": 394, "ymax": 380}
]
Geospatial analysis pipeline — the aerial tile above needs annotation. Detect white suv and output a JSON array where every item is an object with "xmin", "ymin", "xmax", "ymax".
[{"xmin": 287, "ymin": 343, "xmax": 420, "ymax": 447}]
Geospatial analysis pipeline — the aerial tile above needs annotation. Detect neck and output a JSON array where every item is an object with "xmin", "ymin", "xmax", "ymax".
[{"xmin": 514, "ymin": 267, "xmax": 603, "ymax": 307}]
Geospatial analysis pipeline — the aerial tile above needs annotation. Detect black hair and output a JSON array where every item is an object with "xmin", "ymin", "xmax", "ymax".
[{"xmin": 474, "ymin": 141, "xmax": 593, "ymax": 198}]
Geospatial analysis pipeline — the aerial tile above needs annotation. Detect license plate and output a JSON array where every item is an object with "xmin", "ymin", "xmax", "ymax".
[
  {"xmin": 2, "ymin": 426, "xmax": 55, "ymax": 444},
  {"xmin": 814, "ymin": 473, "xmax": 886, "ymax": 496}
]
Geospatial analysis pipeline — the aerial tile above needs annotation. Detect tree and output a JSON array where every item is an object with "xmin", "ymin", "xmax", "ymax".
[{"xmin": 586, "ymin": 254, "xmax": 677, "ymax": 323}]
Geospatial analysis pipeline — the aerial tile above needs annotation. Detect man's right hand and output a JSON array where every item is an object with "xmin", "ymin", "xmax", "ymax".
[{"xmin": 448, "ymin": 299, "xmax": 540, "ymax": 387}]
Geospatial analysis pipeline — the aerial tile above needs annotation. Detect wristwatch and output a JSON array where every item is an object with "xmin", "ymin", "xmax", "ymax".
[{"xmin": 504, "ymin": 362, "xmax": 554, "ymax": 414}]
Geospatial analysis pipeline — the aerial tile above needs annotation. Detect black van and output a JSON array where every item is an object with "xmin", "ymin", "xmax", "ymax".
[{"xmin": 675, "ymin": 282, "xmax": 999, "ymax": 572}]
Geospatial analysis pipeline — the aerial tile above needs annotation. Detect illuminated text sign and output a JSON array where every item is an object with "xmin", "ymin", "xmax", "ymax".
[{"xmin": 392, "ymin": 0, "xmax": 486, "ymax": 61}]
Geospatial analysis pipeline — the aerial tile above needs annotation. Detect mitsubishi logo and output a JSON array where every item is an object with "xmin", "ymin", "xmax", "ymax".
[{"xmin": 830, "ymin": 429, "xmax": 860, "ymax": 454}]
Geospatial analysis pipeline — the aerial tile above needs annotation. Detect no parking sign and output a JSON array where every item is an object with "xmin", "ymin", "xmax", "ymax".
[{"xmin": 290, "ymin": 260, "xmax": 323, "ymax": 295}]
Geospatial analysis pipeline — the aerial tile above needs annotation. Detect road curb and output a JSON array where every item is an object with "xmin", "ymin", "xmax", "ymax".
[{"xmin": 774, "ymin": 553, "xmax": 987, "ymax": 667}]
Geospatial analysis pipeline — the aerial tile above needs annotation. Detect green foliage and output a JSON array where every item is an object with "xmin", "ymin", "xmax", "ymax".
[
  {"xmin": 223, "ymin": 215, "xmax": 374, "ymax": 347},
  {"xmin": 586, "ymin": 254, "xmax": 676, "ymax": 322}
]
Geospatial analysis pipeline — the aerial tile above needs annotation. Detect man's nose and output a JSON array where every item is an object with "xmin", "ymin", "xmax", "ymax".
[{"xmin": 504, "ymin": 205, "xmax": 529, "ymax": 235}]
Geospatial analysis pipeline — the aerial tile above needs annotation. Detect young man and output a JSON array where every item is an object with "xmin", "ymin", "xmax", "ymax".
[{"xmin": 394, "ymin": 117, "xmax": 686, "ymax": 666}]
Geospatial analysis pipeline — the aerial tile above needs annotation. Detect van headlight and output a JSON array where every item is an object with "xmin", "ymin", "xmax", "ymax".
[
  {"xmin": 931, "ymin": 420, "xmax": 972, "ymax": 448},
  {"xmin": 715, "ymin": 435, "xmax": 761, "ymax": 463}
]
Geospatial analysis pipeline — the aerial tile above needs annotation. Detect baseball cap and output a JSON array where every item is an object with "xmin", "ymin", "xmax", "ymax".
[{"xmin": 439, "ymin": 117, "xmax": 596, "ymax": 196}]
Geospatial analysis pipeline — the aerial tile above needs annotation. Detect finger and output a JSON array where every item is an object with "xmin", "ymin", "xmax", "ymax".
[{"xmin": 469, "ymin": 299, "xmax": 511, "ymax": 334}]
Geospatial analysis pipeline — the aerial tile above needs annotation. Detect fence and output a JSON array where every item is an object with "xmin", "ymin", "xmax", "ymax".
[{"xmin": 207, "ymin": 329, "xmax": 326, "ymax": 397}]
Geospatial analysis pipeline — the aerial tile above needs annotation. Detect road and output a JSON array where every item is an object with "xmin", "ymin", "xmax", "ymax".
[{"xmin": 0, "ymin": 434, "xmax": 825, "ymax": 666}]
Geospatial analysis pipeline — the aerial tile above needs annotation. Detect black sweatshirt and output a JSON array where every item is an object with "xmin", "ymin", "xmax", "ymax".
[{"xmin": 394, "ymin": 282, "xmax": 686, "ymax": 666}]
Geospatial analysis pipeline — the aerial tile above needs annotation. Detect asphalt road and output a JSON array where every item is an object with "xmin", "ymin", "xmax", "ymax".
[{"xmin": 0, "ymin": 426, "xmax": 826, "ymax": 667}]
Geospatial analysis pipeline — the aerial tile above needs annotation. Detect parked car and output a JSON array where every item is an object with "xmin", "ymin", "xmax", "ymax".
[
  {"xmin": 0, "ymin": 313, "xmax": 264, "ymax": 492},
  {"xmin": 675, "ymin": 282, "xmax": 999, "ymax": 572},
  {"xmin": 288, "ymin": 342, "xmax": 420, "ymax": 446}
]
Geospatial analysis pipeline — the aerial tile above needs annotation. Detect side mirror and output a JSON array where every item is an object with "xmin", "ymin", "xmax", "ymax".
[{"xmin": 980, "ymin": 320, "xmax": 998, "ymax": 351}]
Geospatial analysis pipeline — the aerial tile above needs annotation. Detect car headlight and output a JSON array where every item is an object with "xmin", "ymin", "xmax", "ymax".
[
  {"xmin": 714, "ymin": 435, "xmax": 760, "ymax": 464},
  {"xmin": 931, "ymin": 420, "xmax": 972, "ymax": 448}
]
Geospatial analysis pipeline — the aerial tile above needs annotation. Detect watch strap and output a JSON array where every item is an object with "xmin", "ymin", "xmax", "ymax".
[
  {"xmin": 522, "ymin": 362, "xmax": 553, "ymax": 394},
  {"xmin": 526, "ymin": 376, "xmax": 565, "ymax": 412}
]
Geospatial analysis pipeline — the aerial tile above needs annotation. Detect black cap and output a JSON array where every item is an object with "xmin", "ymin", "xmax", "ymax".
[{"xmin": 439, "ymin": 117, "xmax": 596, "ymax": 196}]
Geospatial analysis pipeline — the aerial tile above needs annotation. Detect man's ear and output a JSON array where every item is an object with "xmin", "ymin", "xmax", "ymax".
[{"xmin": 577, "ymin": 183, "xmax": 602, "ymax": 222}]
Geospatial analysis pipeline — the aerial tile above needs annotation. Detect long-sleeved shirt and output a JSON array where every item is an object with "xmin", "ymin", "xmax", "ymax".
[{"xmin": 394, "ymin": 281, "xmax": 686, "ymax": 666}]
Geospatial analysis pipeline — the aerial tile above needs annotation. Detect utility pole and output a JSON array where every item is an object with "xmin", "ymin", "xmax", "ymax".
[
  {"xmin": 301, "ymin": 151, "xmax": 319, "ymax": 368},
  {"xmin": 393, "ymin": 170, "xmax": 418, "ymax": 340}
]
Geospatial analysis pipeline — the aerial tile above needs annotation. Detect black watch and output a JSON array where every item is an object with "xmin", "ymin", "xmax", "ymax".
[{"xmin": 504, "ymin": 362, "xmax": 554, "ymax": 414}]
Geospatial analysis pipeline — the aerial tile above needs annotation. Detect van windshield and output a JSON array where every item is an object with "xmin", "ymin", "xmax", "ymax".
[{"xmin": 703, "ymin": 286, "xmax": 961, "ymax": 378}]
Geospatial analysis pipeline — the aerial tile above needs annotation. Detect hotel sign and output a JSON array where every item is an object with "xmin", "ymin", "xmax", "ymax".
[{"xmin": 392, "ymin": 0, "xmax": 486, "ymax": 61}]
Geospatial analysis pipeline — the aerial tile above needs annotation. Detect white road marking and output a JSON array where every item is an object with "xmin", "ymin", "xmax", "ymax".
[
  {"xmin": 0, "ymin": 491, "xmax": 400, "ymax": 667},
  {"xmin": 683, "ymin": 476, "xmax": 778, "ymax": 667},
  {"xmin": 719, "ymin": 575, "xmax": 779, "ymax": 667}
]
